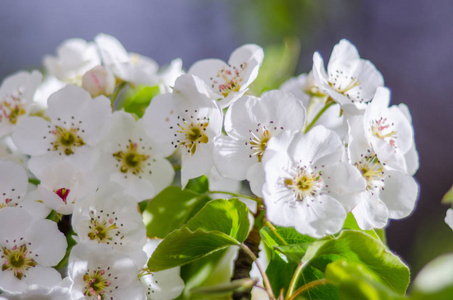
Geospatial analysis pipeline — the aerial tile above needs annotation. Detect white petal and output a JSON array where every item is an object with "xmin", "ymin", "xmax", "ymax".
[
  {"xmin": 352, "ymin": 194, "xmax": 389, "ymax": 230},
  {"xmin": 246, "ymin": 162, "xmax": 265, "ymax": 198},
  {"xmin": 213, "ymin": 136, "xmax": 255, "ymax": 180},
  {"xmin": 141, "ymin": 267, "xmax": 184, "ymax": 300},
  {"xmin": 322, "ymin": 162, "xmax": 366, "ymax": 211},
  {"xmin": 445, "ymin": 209, "xmax": 453, "ymax": 231},
  {"xmin": 380, "ymin": 170, "xmax": 419, "ymax": 219},
  {"xmin": 181, "ymin": 143, "xmax": 213, "ymax": 188},
  {"xmin": 12, "ymin": 116, "xmax": 51, "ymax": 156}
]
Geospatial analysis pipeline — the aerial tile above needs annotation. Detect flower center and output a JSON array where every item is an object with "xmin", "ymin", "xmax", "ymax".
[
  {"xmin": 55, "ymin": 188, "xmax": 70, "ymax": 204},
  {"xmin": 1, "ymin": 244, "xmax": 37, "ymax": 280},
  {"xmin": 328, "ymin": 70, "xmax": 364, "ymax": 103},
  {"xmin": 285, "ymin": 168, "xmax": 322, "ymax": 201},
  {"xmin": 355, "ymin": 155, "xmax": 384, "ymax": 191},
  {"xmin": 51, "ymin": 126, "xmax": 85, "ymax": 155},
  {"xmin": 0, "ymin": 90, "xmax": 26, "ymax": 125},
  {"xmin": 87, "ymin": 210, "xmax": 123, "ymax": 245},
  {"xmin": 176, "ymin": 121, "xmax": 209, "ymax": 156},
  {"xmin": 248, "ymin": 128, "xmax": 271, "ymax": 162},
  {"xmin": 88, "ymin": 219, "xmax": 118, "ymax": 242},
  {"xmin": 370, "ymin": 117, "xmax": 397, "ymax": 148},
  {"xmin": 113, "ymin": 141, "xmax": 150, "ymax": 177},
  {"xmin": 210, "ymin": 63, "xmax": 246, "ymax": 98},
  {"xmin": 83, "ymin": 268, "xmax": 112, "ymax": 299}
]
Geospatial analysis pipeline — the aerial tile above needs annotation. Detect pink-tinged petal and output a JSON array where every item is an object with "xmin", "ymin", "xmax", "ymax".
[
  {"xmin": 213, "ymin": 136, "xmax": 255, "ymax": 180},
  {"xmin": 12, "ymin": 116, "xmax": 51, "ymax": 156},
  {"xmin": 352, "ymin": 195, "xmax": 389, "ymax": 230},
  {"xmin": 380, "ymin": 170, "xmax": 419, "ymax": 219}
]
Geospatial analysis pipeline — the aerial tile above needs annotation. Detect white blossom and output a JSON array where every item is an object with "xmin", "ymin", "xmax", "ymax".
[
  {"xmin": 12, "ymin": 85, "xmax": 112, "ymax": 178},
  {"xmin": 312, "ymin": 39, "xmax": 384, "ymax": 114},
  {"xmin": 0, "ymin": 207, "xmax": 67, "ymax": 293},
  {"xmin": 189, "ymin": 44, "xmax": 264, "ymax": 108},
  {"xmin": 68, "ymin": 243, "xmax": 145, "ymax": 300},
  {"xmin": 0, "ymin": 71, "xmax": 42, "ymax": 138},
  {"xmin": 262, "ymin": 127, "xmax": 365, "ymax": 237},
  {"xmin": 94, "ymin": 110, "xmax": 174, "ymax": 201},
  {"xmin": 71, "ymin": 184, "xmax": 147, "ymax": 267},
  {"xmin": 214, "ymin": 90, "xmax": 306, "ymax": 196},
  {"xmin": 348, "ymin": 115, "xmax": 419, "ymax": 229},
  {"xmin": 95, "ymin": 33, "xmax": 159, "ymax": 86},
  {"xmin": 142, "ymin": 74, "xmax": 222, "ymax": 188},
  {"xmin": 44, "ymin": 38, "xmax": 101, "ymax": 86}
]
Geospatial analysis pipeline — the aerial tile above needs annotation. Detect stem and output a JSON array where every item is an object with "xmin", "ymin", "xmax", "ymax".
[
  {"xmin": 239, "ymin": 243, "xmax": 275, "ymax": 299},
  {"xmin": 208, "ymin": 190, "xmax": 257, "ymax": 202},
  {"xmin": 28, "ymin": 178, "xmax": 40, "ymax": 186},
  {"xmin": 303, "ymin": 98, "xmax": 336, "ymax": 133},
  {"xmin": 263, "ymin": 219, "xmax": 287, "ymax": 245},
  {"xmin": 286, "ymin": 260, "xmax": 310, "ymax": 299},
  {"xmin": 287, "ymin": 279, "xmax": 329, "ymax": 300}
]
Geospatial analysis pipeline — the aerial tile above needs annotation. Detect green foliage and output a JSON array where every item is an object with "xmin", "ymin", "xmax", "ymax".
[
  {"xmin": 122, "ymin": 85, "xmax": 160, "ymax": 118},
  {"xmin": 148, "ymin": 198, "xmax": 250, "ymax": 272},
  {"xmin": 249, "ymin": 38, "xmax": 300, "ymax": 95},
  {"xmin": 442, "ymin": 184, "xmax": 453, "ymax": 205},
  {"xmin": 343, "ymin": 213, "xmax": 386, "ymax": 243},
  {"xmin": 303, "ymin": 230, "xmax": 410, "ymax": 296},
  {"xmin": 143, "ymin": 186, "xmax": 211, "ymax": 238},
  {"xmin": 185, "ymin": 175, "xmax": 210, "ymax": 194},
  {"xmin": 177, "ymin": 248, "xmax": 237, "ymax": 300},
  {"xmin": 325, "ymin": 260, "xmax": 405, "ymax": 300}
]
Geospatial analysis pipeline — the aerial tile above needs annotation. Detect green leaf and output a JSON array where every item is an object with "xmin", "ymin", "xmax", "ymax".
[
  {"xmin": 148, "ymin": 198, "xmax": 250, "ymax": 272},
  {"xmin": 148, "ymin": 227, "xmax": 239, "ymax": 272},
  {"xmin": 261, "ymin": 226, "xmax": 316, "ymax": 263},
  {"xmin": 325, "ymin": 260, "xmax": 405, "ymax": 300},
  {"xmin": 186, "ymin": 198, "xmax": 250, "ymax": 242},
  {"xmin": 343, "ymin": 213, "xmax": 385, "ymax": 243},
  {"xmin": 177, "ymin": 248, "xmax": 237, "ymax": 300},
  {"xmin": 442, "ymin": 184, "xmax": 453, "ymax": 205},
  {"xmin": 144, "ymin": 186, "xmax": 211, "ymax": 238},
  {"xmin": 185, "ymin": 175, "xmax": 210, "ymax": 194},
  {"xmin": 411, "ymin": 253, "xmax": 453, "ymax": 300},
  {"xmin": 122, "ymin": 85, "xmax": 160, "ymax": 118},
  {"xmin": 302, "ymin": 230, "xmax": 410, "ymax": 295},
  {"xmin": 266, "ymin": 253, "xmax": 338, "ymax": 300},
  {"xmin": 261, "ymin": 226, "xmax": 334, "ymax": 299}
]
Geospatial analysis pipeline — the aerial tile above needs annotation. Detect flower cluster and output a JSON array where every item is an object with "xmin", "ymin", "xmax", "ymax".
[{"xmin": 0, "ymin": 35, "xmax": 419, "ymax": 299}]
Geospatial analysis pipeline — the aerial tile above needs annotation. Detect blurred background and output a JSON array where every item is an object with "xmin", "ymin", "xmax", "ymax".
[{"xmin": 1, "ymin": 0, "xmax": 453, "ymax": 278}]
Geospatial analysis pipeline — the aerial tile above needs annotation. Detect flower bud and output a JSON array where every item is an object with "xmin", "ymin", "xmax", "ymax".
[{"xmin": 82, "ymin": 65, "xmax": 115, "ymax": 97}]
